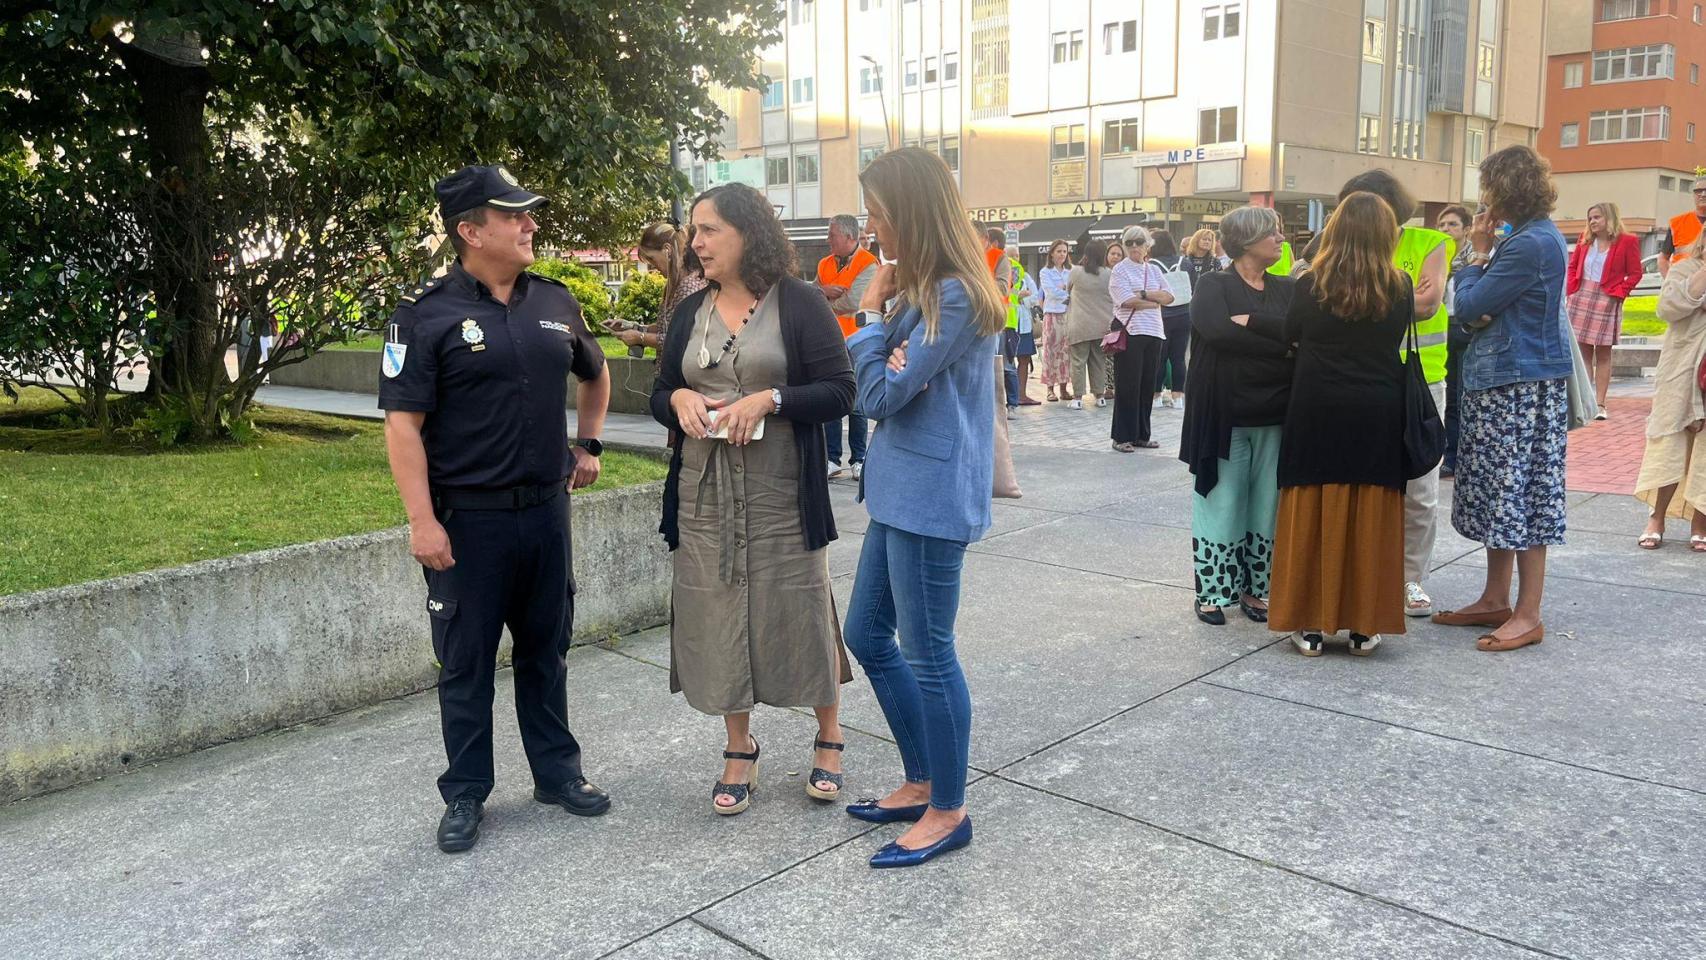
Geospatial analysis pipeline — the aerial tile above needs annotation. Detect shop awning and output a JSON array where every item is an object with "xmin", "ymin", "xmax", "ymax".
[{"xmin": 1007, "ymin": 216, "xmax": 1102, "ymax": 249}]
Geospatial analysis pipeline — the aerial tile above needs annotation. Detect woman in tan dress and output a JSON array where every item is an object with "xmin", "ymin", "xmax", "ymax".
[
  {"xmin": 649, "ymin": 183, "xmax": 856, "ymax": 815},
  {"xmin": 1635, "ymin": 231, "xmax": 1706, "ymax": 551}
]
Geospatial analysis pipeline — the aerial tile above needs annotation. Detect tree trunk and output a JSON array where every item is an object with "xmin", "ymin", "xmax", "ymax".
[{"xmin": 115, "ymin": 34, "xmax": 223, "ymax": 440}]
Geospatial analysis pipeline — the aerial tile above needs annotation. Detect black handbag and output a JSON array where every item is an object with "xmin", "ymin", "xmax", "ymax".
[{"xmin": 1401, "ymin": 316, "xmax": 1445, "ymax": 480}]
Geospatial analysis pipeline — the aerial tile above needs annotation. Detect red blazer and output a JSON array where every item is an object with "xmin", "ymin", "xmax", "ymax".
[{"xmin": 1566, "ymin": 233, "xmax": 1643, "ymax": 299}]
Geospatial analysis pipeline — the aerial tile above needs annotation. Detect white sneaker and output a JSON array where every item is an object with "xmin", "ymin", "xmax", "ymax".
[
  {"xmin": 1096, "ymin": 397, "xmax": 1108, "ymax": 408},
  {"xmin": 1291, "ymin": 632, "xmax": 1324, "ymax": 657},
  {"xmin": 827, "ymin": 461, "xmax": 845, "ymax": 479},
  {"xmin": 851, "ymin": 462, "xmax": 863, "ymax": 481},
  {"xmin": 1348, "ymin": 633, "xmax": 1382, "ymax": 657},
  {"xmin": 1594, "ymin": 407, "xmax": 1608, "ymax": 421},
  {"xmin": 1404, "ymin": 582, "xmax": 1432, "ymax": 618},
  {"xmin": 1068, "ymin": 399, "xmax": 1084, "ymax": 410},
  {"xmin": 1161, "ymin": 394, "xmax": 1175, "ymax": 408}
]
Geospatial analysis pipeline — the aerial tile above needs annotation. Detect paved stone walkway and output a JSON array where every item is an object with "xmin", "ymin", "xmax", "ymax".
[{"xmin": 6, "ymin": 386, "xmax": 1702, "ymax": 960}]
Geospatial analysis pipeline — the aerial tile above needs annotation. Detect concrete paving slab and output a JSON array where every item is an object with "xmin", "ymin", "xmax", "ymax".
[
  {"xmin": 1005, "ymin": 683, "xmax": 1706, "ymax": 960},
  {"xmin": 0, "ymin": 645, "xmax": 881, "ymax": 960},
  {"xmin": 1452, "ymin": 525, "xmax": 1706, "ymax": 596},
  {"xmin": 606, "ymin": 920, "xmax": 765, "ymax": 959},
  {"xmin": 697, "ymin": 777, "xmax": 1543, "ymax": 960},
  {"xmin": 1565, "ymin": 491, "xmax": 1658, "ymax": 537},
  {"xmin": 971, "ymin": 512, "xmax": 1195, "ymax": 589},
  {"xmin": 1002, "ymin": 443, "xmax": 1187, "ymax": 514},
  {"xmin": 1208, "ymin": 563, "xmax": 1706, "ymax": 791}
]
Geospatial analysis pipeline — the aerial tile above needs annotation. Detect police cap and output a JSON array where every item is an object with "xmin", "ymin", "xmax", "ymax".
[{"xmin": 434, "ymin": 164, "xmax": 549, "ymax": 220}]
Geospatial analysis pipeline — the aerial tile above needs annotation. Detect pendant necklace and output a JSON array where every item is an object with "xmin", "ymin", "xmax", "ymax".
[{"xmin": 698, "ymin": 289, "xmax": 760, "ymax": 369}]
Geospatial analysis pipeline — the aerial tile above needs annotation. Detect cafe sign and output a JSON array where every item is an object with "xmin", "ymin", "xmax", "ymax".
[{"xmin": 968, "ymin": 196, "xmax": 1159, "ymax": 223}]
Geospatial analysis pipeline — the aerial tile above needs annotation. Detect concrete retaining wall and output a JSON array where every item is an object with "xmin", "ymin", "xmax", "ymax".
[
  {"xmin": 0, "ymin": 481, "xmax": 669, "ymax": 803},
  {"xmin": 271, "ymin": 350, "xmax": 655, "ymax": 415}
]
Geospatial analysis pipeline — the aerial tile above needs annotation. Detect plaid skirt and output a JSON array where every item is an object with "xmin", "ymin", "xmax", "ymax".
[{"xmin": 1566, "ymin": 284, "xmax": 1623, "ymax": 346}]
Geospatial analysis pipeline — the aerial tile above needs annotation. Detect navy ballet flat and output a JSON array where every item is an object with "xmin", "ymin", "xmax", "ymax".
[
  {"xmin": 869, "ymin": 815, "xmax": 973, "ymax": 869},
  {"xmin": 844, "ymin": 798, "xmax": 928, "ymax": 824}
]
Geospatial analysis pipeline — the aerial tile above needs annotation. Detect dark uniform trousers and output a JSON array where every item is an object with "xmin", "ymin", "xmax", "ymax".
[{"xmin": 424, "ymin": 494, "xmax": 582, "ymax": 802}]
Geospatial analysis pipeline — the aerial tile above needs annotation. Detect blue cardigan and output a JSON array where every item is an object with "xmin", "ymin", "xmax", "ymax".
[
  {"xmin": 1452, "ymin": 217, "xmax": 1573, "ymax": 392},
  {"xmin": 848, "ymin": 277, "xmax": 998, "ymax": 544}
]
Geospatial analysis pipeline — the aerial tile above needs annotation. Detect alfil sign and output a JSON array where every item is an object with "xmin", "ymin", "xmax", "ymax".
[{"xmin": 1132, "ymin": 144, "xmax": 1247, "ymax": 168}]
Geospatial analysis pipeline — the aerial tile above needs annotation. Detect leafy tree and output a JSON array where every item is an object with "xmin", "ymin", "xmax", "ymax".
[{"xmin": 0, "ymin": 1, "xmax": 777, "ymax": 440}]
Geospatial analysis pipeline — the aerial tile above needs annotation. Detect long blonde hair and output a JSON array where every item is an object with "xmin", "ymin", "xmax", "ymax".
[
  {"xmin": 859, "ymin": 148, "xmax": 1004, "ymax": 341},
  {"xmin": 638, "ymin": 221, "xmax": 691, "ymax": 307},
  {"xmin": 1309, "ymin": 192, "xmax": 1408, "ymax": 321},
  {"xmin": 1185, "ymin": 229, "xmax": 1217, "ymax": 257},
  {"xmin": 1584, "ymin": 202, "xmax": 1627, "ymax": 244}
]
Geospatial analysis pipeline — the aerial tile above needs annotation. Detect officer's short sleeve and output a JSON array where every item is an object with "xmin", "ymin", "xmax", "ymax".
[
  {"xmin": 376, "ymin": 306, "xmax": 438, "ymax": 412},
  {"xmin": 563, "ymin": 296, "xmax": 606, "ymax": 382}
]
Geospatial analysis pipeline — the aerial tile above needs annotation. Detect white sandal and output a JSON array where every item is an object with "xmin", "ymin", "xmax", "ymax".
[
  {"xmin": 1691, "ymin": 534, "xmax": 1706, "ymax": 554},
  {"xmin": 1638, "ymin": 531, "xmax": 1663, "ymax": 550}
]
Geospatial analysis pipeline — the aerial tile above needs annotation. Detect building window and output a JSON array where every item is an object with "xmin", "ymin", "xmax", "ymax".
[
  {"xmin": 1692, "ymin": 63, "xmax": 1700, "ymax": 84},
  {"xmin": 761, "ymin": 79, "xmax": 784, "ymax": 110},
  {"xmin": 1363, "ymin": 19, "xmax": 1385, "ymax": 62},
  {"xmin": 794, "ymin": 153, "xmax": 819, "ymax": 185},
  {"xmin": 691, "ymin": 164, "xmax": 706, "ymax": 192},
  {"xmin": 1592, "ymin": 45, "xmax": 1675, "ymax": 83},
  {"xmin": 1199, "ymin": 106, "xmax": 1238, "ymax": 145},
  {"xmin": 943, "ymin": 52, "xmax": 959, "ymax": 82},
  {"xmin": 1690, "ymin": 122, "xmax": 1698, "ymax": 142},
  {"xmin": 1103, "ymin": 20, "xmax": 1137, "ymax": 54},
  {"xmin": 1204, "ymin": 4, "xmax": 1242, "ymax": 40},
  {"xmin": 1563, "ymin": 62, "xmax": 1583, "ymax": 88},
  {"xmin": 859, "ymin": 67, "xmax": 882, "ymax": 95},
  {"xmin": 1052, "ymin": 30, "xmax": 1084, "ymax": 63},
  {"xmin": 941, "ymin": 135, "xmax": 961, "ymax": 171},
  {"xmin": 1588, "ymin": 106, "xmax": 1670, "ymax": 143},
  {"xmin": 1697, "ymin": 4, "xmax": 1704, "ymax": 23},
  {"xmin": 1597, "ymin": 0, "xmax": 1657, "ymax": 21},
  {"xmin": 765, "ymin": 156, "xmax": 789, "ymax": 186},
  {"xmin": 904, "ymin": 59, "xmax": 919, "ymax": 88},
  {"xmin": 1560, "ymin": 122, "xmax": 1580, "ymax": 148},
  {"xmin": 971, "ymin": 0, "xmax": 1011, "ymax": 118},
  {"xmin": 1477, "ymin": 43, "xmax": 1496, "ymax": 81},
  {"xmin": 858, "ymin": 0, "xmax": 881, "ymax": 9},
  {"xmin": 1102, "ymin": 118, "xmax": 1140, "ymax": 155},
  {"xmin": 789, "ymin": 0, "xmax": 813, "ymax": 25},
  {"xmin": 1357, "ymin": 115, "xmax": 1380, "ymax": 154},
  {"xmin": 792, "ymin": 77, "xmax": 815, "ymax": 105},
  {"xmin": 1050, "ymin": 123, "xmax": 1087, "ymax": 160},
  {"xmin": 859, "ymin": 146, "xmax": 882, "ymax": 170},
  {"xmin": 924, "ymin": 56, "xmax": 938, "ymax": 84},
  {"xmin": 1466, "ymin": 127, "xmax": 1486, "ymax": 166},
  {"xmin": 1662, "ymin": 175, "xmax": 1677, "ymax": 190}
]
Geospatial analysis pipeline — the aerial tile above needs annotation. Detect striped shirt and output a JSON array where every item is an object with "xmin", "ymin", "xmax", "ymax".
[{"xmin": 1109, "ymin": 258, "xmax": 1166, "ymax": 338}]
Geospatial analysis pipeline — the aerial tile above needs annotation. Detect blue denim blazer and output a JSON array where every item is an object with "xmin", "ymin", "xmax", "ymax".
[
  {"xmin": 848, "ymin": 277, "xmax": 998, "ymax": 544},
  {"xmin": 1452, "ymin": 217, "xmax": 1573, "ymax": 392}
]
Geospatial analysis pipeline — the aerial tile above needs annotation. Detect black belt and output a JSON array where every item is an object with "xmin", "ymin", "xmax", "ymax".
[{"xmin": 432, "ymin": 480, "xmax": 566, "ymax": 511}]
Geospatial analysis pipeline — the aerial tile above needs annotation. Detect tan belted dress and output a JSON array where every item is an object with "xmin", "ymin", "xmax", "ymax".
[{"xmin": 669, "ymin": 287, "xmax": 849, "ymax": 715}]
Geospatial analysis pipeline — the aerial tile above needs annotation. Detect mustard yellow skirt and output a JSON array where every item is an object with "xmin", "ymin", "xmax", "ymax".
[{"xmin": 1269, "ymin": 483, "xmax": 1407, "ymax": 637}]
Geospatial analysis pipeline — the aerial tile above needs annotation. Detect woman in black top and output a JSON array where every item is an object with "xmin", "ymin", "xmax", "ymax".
[
  {"xmin": 1179, "ymin": 207, "xmax": 1296, "ymax": 625},
  {"xmin": 1262, "ymin": 192, "xmax": 1414, "ymax": 656}
]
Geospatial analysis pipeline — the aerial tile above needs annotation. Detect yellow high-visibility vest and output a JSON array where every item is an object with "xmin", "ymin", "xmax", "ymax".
[{"xmin": 1394, "ymin": 227, "xmax": 1453, "ymax": 384}]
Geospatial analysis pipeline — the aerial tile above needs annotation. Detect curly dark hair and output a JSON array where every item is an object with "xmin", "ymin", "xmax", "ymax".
[
  {"xmin": 689, "ymin": 183, "xmax": 797, "ymax": 294},
  {"xmin": 1478, "ymin": 145, "xmax": 1557, "ymax": 225}
]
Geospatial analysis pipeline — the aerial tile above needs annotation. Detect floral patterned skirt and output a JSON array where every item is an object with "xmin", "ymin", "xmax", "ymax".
[
  {"xmin": 1452, "ymin": 378, "xmax": 1569, "ymax": 551},
  {"xmin": 1038, "ymin": 312, "xmax": 1071, "ymax": 386}
]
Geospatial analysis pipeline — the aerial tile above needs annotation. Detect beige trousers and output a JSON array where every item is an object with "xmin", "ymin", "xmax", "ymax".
[
  {"xmin": 1404, "ymin": 379, "xmax": 1448, "ymax": 584},
  {"xmin": 1069, "ymin": 341, "xmax": 1108, "ymax": 400}
]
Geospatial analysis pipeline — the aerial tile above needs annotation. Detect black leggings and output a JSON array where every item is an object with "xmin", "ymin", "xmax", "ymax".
[
  {"xmin": 1111, "ymin": 335, "xmax": 1164, "ymax": 445},
  {"xmin": 1158, "ymin": 314, "xmax": 1189, "ymax": 394}
]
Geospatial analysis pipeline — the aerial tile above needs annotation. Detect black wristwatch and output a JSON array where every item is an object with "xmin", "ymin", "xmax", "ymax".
[{"xmin": 576, "ymin": 438, "xmax": 604, "ymax": 457}]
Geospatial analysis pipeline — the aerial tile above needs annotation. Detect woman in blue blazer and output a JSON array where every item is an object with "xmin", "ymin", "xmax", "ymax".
[{"xmin": 839, "ymin": 148, "xmax": 1007, "ymax": 868}]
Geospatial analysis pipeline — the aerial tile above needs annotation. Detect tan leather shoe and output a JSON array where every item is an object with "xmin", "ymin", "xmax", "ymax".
[
  {"xmin": 1431, "ymin": 608, "xmax": 1513, "ymax": 628},
  {"xmin": 1477, "ymin": 623, "xmax": 1544, "ymax": 652}
]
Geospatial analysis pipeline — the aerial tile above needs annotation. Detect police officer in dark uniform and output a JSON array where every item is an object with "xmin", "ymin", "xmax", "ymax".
[{"xmin": 380, "ymin": 164, "xmax": 613, "ymax": 853}]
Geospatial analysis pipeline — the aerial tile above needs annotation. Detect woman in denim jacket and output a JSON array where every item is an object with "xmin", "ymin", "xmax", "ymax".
[
  {"xmin": 1430, "ymin": 146, "xmax": 1573, "ymax": 652},
  {"xmin": 840, "ymin": 148, "xmax": 1006, "ymax": 868}
]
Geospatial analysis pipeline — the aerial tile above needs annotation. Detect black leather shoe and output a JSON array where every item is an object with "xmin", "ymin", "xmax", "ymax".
[
  {"xmin": 437, "ymin": 794, "xmax": 483, "ymax": 853},
  {"xmin": 1195, "ymin": 602, "xmax": 1226, "ymax": 626},
  {"xmin": 534, "ymin": 776, "xmax": 612, "ymax": 817},
  {"xmin": 1239, "ymin": 598, "xmax": 1269, "ymax": 623}
]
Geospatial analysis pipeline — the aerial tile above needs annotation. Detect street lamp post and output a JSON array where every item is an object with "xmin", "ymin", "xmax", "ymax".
[
  {"xmin": 858, "ymin": 54, "xmax": 894, "ymax": 150},
  {"xmin": 1155, "ymin": 163, "xmax": 1179, "ymax": 230}
]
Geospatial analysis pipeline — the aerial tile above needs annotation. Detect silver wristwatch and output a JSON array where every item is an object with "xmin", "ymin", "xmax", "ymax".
[
  {"xmin": 857, "ymin": 309, "xmax": 884, "ymax": 329},
  {"xmin": 770, "ymin": 388, "xmax": 782, "ymax": 414}
]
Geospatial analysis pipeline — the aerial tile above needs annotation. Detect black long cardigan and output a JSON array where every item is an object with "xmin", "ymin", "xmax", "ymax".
[{"xmin": 650, "ymin": 274, "xmax": 856, "ymax": 551}]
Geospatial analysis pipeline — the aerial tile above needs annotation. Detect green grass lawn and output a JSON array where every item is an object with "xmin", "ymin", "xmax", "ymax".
[
  {"xmin": 0, "ymin": 390, "xmax": 667, "ymax": 595},
  {"xmin": 328, "ymin": 333, "xmax": 645, "ymax": 357},
  {"xmin": 1621, "ymin": 296, "xmax": 1664, "ymax": 338}
]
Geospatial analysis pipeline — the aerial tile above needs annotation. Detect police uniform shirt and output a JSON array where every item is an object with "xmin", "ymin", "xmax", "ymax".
[{"xmin": 378, "ymin": 262, "xmax": 605, "ymax": 489}]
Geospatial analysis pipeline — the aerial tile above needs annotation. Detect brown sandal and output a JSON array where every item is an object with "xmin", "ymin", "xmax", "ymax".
[
  {"xmin": 1477, "ymin": 624, "xmax": 1544, "ymax": 652},
  {"xmin": 1431, "ymin": 608, "xmax": 1513, "ymax": 628}
]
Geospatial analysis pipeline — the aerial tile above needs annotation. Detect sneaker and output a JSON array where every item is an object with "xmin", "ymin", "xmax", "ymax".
[
  {"xmin": 850, "ymin": 461, "xmax": 863, "ymax": 481},
  {"xmin": 1348, "ymin": 633, "xmax": 1382, "ymax": 656},
  {"xmin": 1161, "ymin": 394, "xmax": 1175, "ymax": 408},
  {"xmin": 827, "ymin": 461, "xmax": 845, "ymax": 479},
  {"xmin": 1068, "ymin": 399, "xmax": 1084, "ymax": 410},
  {"xmin": 1594, "ymin": 407, "xmax": 1608, "ymax": 421},
  {"xmin": 1291, "ymin": 632, "xmax": 1324, "ymax": 657},
  {"xmin": 1404, "ymin": 582, "xmax": 1432, "ymax": 618},
  {"xmin": 1095, "ymin": 397, "xmax": 1108, "ymax": 408}
]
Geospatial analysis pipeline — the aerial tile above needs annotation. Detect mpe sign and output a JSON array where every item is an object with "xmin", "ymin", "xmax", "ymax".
[{"xmin": 1133, "ymin": 144, "xmax": 1247, "ymax": 167}]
